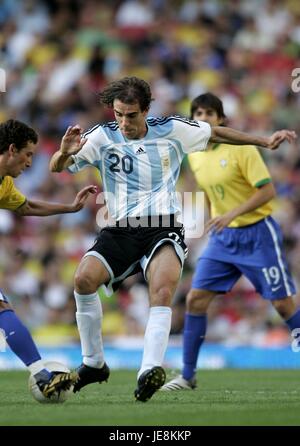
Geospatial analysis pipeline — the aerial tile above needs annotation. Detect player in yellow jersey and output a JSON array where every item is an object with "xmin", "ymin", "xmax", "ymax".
[
  {"xmin": 0, "ymin": 119, "xmax": 97, "ymax": 398},
  {"xmin": 162, "ymin": 93, "xmax": 298, "ymax": 391}
]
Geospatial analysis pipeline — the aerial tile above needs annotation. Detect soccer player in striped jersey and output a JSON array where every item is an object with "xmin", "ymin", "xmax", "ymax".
[
  {"xmin": 50, "ymin": 77, "xmax": 296, "ymax": 402},
  {"xmin": 162, "ymin": 93, "xmax": 298, "ymax": 391},
  {"xmin": 0, "ymin": 119, "xmax": 97, "ymax": 398}
]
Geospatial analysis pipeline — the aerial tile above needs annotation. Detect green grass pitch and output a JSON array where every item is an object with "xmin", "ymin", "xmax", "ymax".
[{"xmin": 1, "ymin": 369, "xmax": 300, "ymax": 426}]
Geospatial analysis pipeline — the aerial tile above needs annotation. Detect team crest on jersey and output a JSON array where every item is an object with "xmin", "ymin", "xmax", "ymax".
[
  {"xmin": 220, "ymin": 159, "xmax": 227, "ymax": 168},
  {"xmin": 134, "ymin": 144, "xmax": 146, "ymax": 155},
  {"xmin": 162, "ymin": 155, "xmax": 170, "ymax": 170}
]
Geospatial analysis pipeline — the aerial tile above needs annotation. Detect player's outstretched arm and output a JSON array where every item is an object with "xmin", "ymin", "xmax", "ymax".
[
  {"xmin": 50, "ymin": 125, "xmax": 87, "ymax": 172},
  {"xmin": 15, "ymin": 185, "xmax": 97, "ymax": 216},
  {"xmin": 210, "ymin": 127, "xmax": 297, "ymax": 150}
]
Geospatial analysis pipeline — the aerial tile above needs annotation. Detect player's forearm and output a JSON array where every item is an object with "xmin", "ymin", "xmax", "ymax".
[
  {"xmin": 204, "ymin": 191, "xmax": 211, "ymax": 219},
  {"xmin": 210, "ymin": 126, "xmax": 269, "ymax": 147},
  {"xmin": 49, "ymin": 151, "xmax": 72, "ymax": 172},
  {"xmin": 16, "ymin": 199, "xmax": 75, "ymax": 216},
  {"xmin": 227, "ymin": 183, "xmax": 276, "ymax": 220}
]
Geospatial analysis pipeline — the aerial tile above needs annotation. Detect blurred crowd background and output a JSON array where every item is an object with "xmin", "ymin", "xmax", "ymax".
[{"xmin": 0, "ymin": 0, "xmax": 300, "ymax": 347}]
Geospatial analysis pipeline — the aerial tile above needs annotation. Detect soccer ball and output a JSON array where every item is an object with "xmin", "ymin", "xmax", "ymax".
[{"xmin": 28, "ymin": 361, "xmax": 74, "ymax": 404}]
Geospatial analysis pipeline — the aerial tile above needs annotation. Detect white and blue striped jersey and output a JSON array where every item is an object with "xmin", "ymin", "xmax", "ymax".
[{"xmin": 68, "ymin": 116, "xmax": 211, "ymax": 220}]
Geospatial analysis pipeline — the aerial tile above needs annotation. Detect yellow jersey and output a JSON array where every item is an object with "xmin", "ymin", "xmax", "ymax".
[
  {"xmin": 188, "ymin": 144, "xmax": 272, "ymax": 227},
  {"xmin": 0, "ymin": 176, "xmax": 26, "ymax": 211}
]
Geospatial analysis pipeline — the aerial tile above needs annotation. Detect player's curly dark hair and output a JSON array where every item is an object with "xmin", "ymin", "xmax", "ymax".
[
  {"xmin": 99, "ymin": 76, "xmax": 154, "ymax": 112},
  {"xmin": 0, "ymin": 119, "xmax": 38, "ymax": 154}
]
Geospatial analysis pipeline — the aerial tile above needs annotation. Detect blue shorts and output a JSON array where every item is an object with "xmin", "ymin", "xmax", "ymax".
[{"xmin": 191, "ymin": 216, "xmax": 296, "ymax": 300}]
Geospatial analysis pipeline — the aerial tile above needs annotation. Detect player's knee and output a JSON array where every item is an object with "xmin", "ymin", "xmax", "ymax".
[
  {"xmin": 272, "ymin": 298, "xmax": 295, "ymax": 320},
  {"xmin": 74, "ymin": 272, "xmax": 98, "ymax": 294},
  {"xmin": 186, "ymin": 290, "xmax": 212, "ymax": 314},
  {"xmin": 152, "ymin": 285, "xmax": 173, "ymax": 306}
]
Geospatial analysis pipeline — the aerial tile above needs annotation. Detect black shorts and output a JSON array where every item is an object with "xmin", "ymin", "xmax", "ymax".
[{"xmin": 84, "ymin": 216, "xmax": 187, "ymax": 295}]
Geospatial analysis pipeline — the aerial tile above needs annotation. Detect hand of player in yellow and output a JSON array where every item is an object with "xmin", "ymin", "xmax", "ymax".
[
  {"xmin": 71, "ymin": 185, "xmax": 98, "ymax": 212},
  {"xmin": 205, "ymin": 212, "xmax": 236, "ymax": 234}
]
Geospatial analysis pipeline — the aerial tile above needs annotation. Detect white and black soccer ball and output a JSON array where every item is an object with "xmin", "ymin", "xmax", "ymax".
[{"xmin": 28, "ymin": 360, "xmax": 74, "ymax": 404}]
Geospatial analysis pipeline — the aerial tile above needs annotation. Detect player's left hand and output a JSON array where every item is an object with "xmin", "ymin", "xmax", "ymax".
[
  {"xmin": 267, "ymin": 130, "xmax": 297, "ymax": 150},
  {"xmin": 71, "ymin": 185, "xmax": 98, "ymax": 211},
  {"xmin": 205, "ymin": 213, "xmax": 235, "ymax": 233}
]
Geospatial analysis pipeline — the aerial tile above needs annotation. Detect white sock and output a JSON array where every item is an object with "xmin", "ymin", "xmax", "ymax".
[
  {"xmin": 74, "ymin": 291, "xmax": 104, "ymax": 368},
  {"xmin": 27, "ymin": 360, "xmax": 46, "ymax": 375},
  {"xmin": 138, "ymin": 306, "xmax": 172, "ymax": 379}
]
